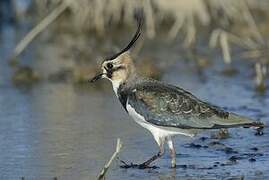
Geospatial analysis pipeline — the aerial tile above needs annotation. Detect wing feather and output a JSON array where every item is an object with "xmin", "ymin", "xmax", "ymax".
[{"xmin": 126, "ymin": 81, "xmax": 255, "ymax": 129}]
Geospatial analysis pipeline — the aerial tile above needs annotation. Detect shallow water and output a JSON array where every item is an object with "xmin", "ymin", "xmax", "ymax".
[{"xmin": 0, "ymin": 22, "xmax": 269, "ymax": 180}]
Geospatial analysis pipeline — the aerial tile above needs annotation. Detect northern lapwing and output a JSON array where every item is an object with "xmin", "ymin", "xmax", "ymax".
[{"xmin": 90, "ymin": 17, "xmax": 264, "ymax": 168}]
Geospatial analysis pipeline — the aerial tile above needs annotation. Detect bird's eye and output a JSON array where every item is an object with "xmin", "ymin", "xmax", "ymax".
[{"xmin": 107, "ymin": 63, "xmax": 113, "ymax": 69}]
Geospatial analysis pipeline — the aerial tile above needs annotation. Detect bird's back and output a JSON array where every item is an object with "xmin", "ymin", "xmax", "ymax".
[{"xmin": 118, "ymin": 77, "xmax": 264, "ymax": 130}]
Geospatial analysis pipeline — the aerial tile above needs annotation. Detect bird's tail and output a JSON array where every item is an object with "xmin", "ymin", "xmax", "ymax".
[{"xmin": 226, "ymin": 113, "xmax": 265, "ymax": 129}]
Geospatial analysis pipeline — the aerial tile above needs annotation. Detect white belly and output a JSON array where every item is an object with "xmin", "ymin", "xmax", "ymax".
[{"xmin": 126, "ymin": 103, "xmax": 193, "ymax": 143}]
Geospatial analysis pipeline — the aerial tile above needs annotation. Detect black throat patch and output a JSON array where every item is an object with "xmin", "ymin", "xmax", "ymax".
[{"xmin": 117, "ymin": 83, "xmax": 129, "ymax": 112}]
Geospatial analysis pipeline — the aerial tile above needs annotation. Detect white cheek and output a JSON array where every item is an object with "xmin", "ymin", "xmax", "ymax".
[
  {"xmin": 102, "ymin": 70, "xmax": 119, "ymax": 95},
  {"xmin": 102, "ymin": 68, "xmax": 107, "ymax": 76},
  {"xmin": 111, "ymin": 80, "xmax": 121, "ymax": 96}
]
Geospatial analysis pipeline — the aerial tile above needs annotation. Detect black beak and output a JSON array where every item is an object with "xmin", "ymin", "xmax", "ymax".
[{"xmin": 89, "ymin": 73, "xmax": 104, "ymax": 83}]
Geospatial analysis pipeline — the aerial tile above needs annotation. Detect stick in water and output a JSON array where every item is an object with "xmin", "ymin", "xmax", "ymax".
[{"xmin": 97, "ymin": 138, "xmax": 123, "ymax": 180}]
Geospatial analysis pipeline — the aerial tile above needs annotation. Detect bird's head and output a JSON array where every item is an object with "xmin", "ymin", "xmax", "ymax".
[{"xmin": 90, "ymin": 16, "xmax": 142, "ymax": 85}]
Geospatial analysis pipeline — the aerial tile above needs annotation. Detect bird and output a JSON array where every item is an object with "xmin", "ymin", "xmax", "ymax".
[{"xmin": 90, "ymin": 17, "xmax": 264, "ymax": 169}]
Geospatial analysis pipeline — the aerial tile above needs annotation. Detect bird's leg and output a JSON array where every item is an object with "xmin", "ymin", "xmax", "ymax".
[
  {"xmin": 120, "ymin": 138, "xmax": 164, "ymax": 169},
  {"xmin": 167, "ymin": 137, "xmax": 176, "ymax": 168},
  {"xmin": 138, "ymin": 140, "xmax": 164, "ymax": 169}
]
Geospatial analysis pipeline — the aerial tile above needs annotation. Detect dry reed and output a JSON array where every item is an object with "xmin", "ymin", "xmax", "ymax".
[
  {"xmin": 32, "ymin": 0, "xmax": 268, "ymax": 60},
  {"xmin": 14, "ymin": 0, "xmax": 268, "ymax": 88}
]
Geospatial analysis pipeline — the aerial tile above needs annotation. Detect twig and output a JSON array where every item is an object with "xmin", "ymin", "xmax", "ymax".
[
  {"xmin": 168, "ymin": 17, "xmax": 184, "ymax": 41},
  {"xmin": 12, "ymin": 0, "xmax": 70, "ymax": 58},
  {"xmin": 144, "ymin": 0, "xmax": 155, "ymax": 39},
  {"xmin": 97, "ymin": 138, "xmax": 123, "ymax": 180},
  {"xmin": 220, "ymin": 31, "xmax": 231, "ymax": 64}
]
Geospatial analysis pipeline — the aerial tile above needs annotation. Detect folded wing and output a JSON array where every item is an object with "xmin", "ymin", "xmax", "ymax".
[{"xmin": 127, "ymin": 81, "xmax": 261, "ymax": 129}]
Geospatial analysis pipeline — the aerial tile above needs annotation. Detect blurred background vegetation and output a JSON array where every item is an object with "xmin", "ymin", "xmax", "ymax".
[{"xmin": 1, "ymin": 0, "xmax": 269, "ymax": 92}]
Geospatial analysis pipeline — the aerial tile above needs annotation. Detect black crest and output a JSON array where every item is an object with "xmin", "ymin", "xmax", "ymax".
[{"xmin": 105, "ymin": 14, "xmax": 143, "ymax": 61}]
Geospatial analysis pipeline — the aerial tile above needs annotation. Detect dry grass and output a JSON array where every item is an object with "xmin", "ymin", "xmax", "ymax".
[
  {"xmin": 32, "ymin": 0, "xmax": 269, "ymax": 59},
  {"xmin": 33, "ymin": 1, "xmax": 268, "ymax": 35},
  {"xmin": 25, "ymin": 0, "xmax": 269, "ymax": 88}
]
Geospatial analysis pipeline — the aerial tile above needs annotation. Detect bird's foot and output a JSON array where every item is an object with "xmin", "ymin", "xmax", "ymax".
[
  {"xmin": 255, "ymin": 127, "xmax": 264, "ymax": 136},
  {"xmin": 137, "ymin": 162, "xmax": 158, "ymax": 169},
  {"xmin": 171, "ymin": 163, "xmax": 176, "ymax": 168},
  {"xmin": 119, "ymin": 159, "xmax": 158, "ymax": 169}
]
